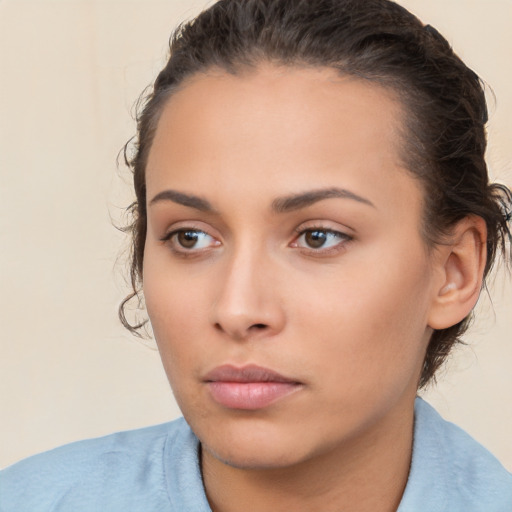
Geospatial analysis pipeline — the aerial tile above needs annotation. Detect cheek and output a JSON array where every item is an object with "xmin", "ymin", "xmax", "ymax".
[
  {"xmin": 143, "ymin": 258, "xmax": 207, "ymax": 379},
  {"xmin": 144, "ymin": 287, "xmax": 207, "ymax": 416},
  {"xmin": 291, "ymin": 248, "xmax": 432, "ymax": 392},
  {"xmin": 143, "ymin": 243, "xmax": 209, "ymax": 328}
]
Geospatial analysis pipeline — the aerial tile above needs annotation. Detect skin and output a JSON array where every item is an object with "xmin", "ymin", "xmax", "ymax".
[{"xmin": 142, "ymin": 65, "xmax": 480, "ymax": 512}]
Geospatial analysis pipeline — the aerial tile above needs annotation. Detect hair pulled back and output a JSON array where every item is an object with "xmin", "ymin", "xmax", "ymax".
[{"xmin": 120, "ymin": 0, "xmax": 512, "ymax": 388}]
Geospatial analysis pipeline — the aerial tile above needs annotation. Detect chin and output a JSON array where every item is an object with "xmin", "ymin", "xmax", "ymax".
[
  {"xmin": 192, "ymin": 413, "xmax": 315, "ymax": 470},
  {"xmin": 203, "ymin": 439, "xmax": 308, "ymax": 471}
]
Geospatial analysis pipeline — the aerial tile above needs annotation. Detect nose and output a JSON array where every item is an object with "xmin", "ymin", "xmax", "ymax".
[{"xmin": 210, "ymin": 247, "xmax": 286, "ymax": 341}]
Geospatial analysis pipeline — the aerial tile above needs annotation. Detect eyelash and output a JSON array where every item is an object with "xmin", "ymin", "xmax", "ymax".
[
  {"xmin": 160, "ymin": 229, "xmax": 219, "ymax": 256},
  {"xmin": 160, "ymin": 226, "xmax": 353, "ymax": 257},
  {"xmin": 291, "ymin": 226, "xmax": 353, "ymax": 255}
]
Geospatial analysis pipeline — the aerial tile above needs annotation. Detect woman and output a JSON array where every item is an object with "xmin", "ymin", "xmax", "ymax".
[{"xmin": 1, "ymin": 0, "xmax": 511, "ymax": 510}]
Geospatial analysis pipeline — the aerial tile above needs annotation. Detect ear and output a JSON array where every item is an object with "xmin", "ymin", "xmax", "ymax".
[{"xmin": 427, "ymin": 216, "xmax": 487, "ymax": 330}]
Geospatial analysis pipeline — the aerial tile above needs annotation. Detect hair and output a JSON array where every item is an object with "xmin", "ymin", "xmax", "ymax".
[{"xmin": 119, "ymin": 0, "xmax": 512, "ymax": 388}]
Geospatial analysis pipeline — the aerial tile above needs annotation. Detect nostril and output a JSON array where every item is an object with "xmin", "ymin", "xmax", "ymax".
[{"xmin": 213, "ymin": 321, "xmax": 270, "ymax": 337}]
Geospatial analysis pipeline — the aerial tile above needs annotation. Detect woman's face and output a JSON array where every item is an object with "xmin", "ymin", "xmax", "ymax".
[{"xmin": 143, "ymin": 65, "xmax": 440, "ymax": 469}]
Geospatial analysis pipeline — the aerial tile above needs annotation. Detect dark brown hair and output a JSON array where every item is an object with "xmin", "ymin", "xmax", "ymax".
[{"xmin": 120, "ymin": 0, "xmax": 511, "ymax": 388}]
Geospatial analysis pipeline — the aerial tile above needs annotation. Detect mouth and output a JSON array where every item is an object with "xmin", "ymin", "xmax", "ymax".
[{"xmin": 203, "ymin": 364, "xmax": 303, "ymax": 410}]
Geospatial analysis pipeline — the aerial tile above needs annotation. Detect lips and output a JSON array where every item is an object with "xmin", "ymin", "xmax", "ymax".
[{"xmin": 204, "ymin": 364, "xmax": 302, "ymax": 410}]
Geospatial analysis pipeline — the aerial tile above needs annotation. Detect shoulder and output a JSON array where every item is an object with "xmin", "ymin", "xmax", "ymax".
[
  {"xmin": 0, "ymin": 418, "xmax": 192, "ymax": 512},
  {"xmin": 398, "ymin": 398, "xmax": 512, "ymax": 512}
]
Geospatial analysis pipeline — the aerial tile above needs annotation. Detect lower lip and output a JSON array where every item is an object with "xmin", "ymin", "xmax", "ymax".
[{"xmin": 207, "ymin": 381, "xmax": 301, "ymax": 410}]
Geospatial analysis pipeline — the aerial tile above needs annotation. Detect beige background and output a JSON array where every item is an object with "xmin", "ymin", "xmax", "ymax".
[{"xmin": 1, "ymin": 0, "xmax": 511, "ymax": 470}]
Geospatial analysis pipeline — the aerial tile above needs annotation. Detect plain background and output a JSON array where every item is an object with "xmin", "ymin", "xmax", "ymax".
[{"xmin": 1, "ymin": 0, "xmax": 511, "ymax": 470}]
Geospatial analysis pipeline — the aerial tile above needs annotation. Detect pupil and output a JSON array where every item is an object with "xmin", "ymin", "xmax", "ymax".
[
  {"xmin": 178, "ymin": 231, "xmax": 198, "ymax": 248},
  {"xmin": 306, "ymin": 230, "xmax": 327, "ymax": 248}
]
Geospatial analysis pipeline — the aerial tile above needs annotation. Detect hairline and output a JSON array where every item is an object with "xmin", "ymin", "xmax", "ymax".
[{"xmin": 141, "ymin": 59, "xmax": 436, "ymax": 253}]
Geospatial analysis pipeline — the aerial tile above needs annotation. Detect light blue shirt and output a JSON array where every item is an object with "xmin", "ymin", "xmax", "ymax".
[{"xmin": 1, "ymin": 398, "xmax": 511, "ymax": 511}]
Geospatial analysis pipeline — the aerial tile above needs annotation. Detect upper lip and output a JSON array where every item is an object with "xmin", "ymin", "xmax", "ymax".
[{"xmin": 203, "ymin": 364, "xmax": 299, "ymax": 383}]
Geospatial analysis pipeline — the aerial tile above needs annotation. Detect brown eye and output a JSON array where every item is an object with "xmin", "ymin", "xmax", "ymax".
[
  {"xmin": 177, "ymin": 230, "xmax": 201, "ymax": 249},
  {"xmin": 305, "ymin": 230, "xmax": 328, "ymax": 248},
  {"xmin": 164, "ymin": 229, "xmax": 219, "ymax": 252},
  {"xmin": 294, "ymin": 228, "xmax": 351, "ymax": 252}
]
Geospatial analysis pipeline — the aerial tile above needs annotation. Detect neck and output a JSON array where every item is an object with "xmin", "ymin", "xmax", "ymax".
[{"xmin": 202, "ymin": 396, "xmax": 416, "ymax": 512}]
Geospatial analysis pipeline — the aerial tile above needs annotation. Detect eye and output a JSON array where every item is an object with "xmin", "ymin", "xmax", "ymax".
[
  {"xmin": 163, "ymin": 229, "xmax": 220, "ymax": 252},
  {"xmin": 292, "ymin": 228, "xmax": 352, "ymax": 252}
]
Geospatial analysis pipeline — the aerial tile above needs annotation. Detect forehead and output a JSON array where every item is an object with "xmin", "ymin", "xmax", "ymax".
[{"xmin": 145, "ymin": 64, "xmax": 419, "ymax": 216}]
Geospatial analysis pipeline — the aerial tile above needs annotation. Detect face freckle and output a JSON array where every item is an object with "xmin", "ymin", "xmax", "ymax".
[{"xmin": 142, "ymin": 64, "xmax": 437, "ymax": 471}]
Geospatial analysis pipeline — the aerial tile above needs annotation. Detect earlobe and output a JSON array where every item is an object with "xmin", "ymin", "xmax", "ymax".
[{"xmin": 427, "ymin": 216, "xmax": 487, "ymax": 330}]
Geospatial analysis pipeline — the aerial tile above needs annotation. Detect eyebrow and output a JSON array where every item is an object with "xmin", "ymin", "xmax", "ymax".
[
  {"xmin": 149, "ymin": 190, "xmax": 214, "ymax": 212},
  {"xmin": 271, "ymin": 187, "xmax": 375, "ymax": 213},
  {"xmin": 148, "ymin": 186, "xmax": 375, "ymax": 213}
]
